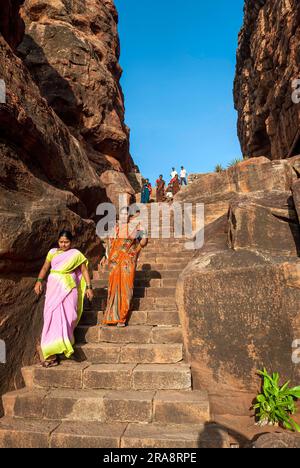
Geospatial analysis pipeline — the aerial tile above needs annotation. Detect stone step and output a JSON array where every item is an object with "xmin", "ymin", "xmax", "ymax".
[
  {"xmin": 139, "ymin": 245, "xmax": 192, "ymax": 251},
  {"xmin": 75, "ymin": 325, "xmax": 183, "ymax": 345},
  {"xmin": 3, "ymin": 389, "xmax": 209, "ymax": 424},
  {"xmin": 121, "ymin": 422, "xmax": 229, "ymax": 449},
  {"xmin": 89, "ymin": 296, "xmax": 177, "ymax": 311},
  {"xmin": 93, "ymin": 270, "xmax": 181, "ymax": 280},
  {"xmin": 0, "ymin": 418, "xmax": 226, "ymax": 448},
  {"xmin": 80, "ymin": 310, "xmax": 180, "ymax": 327},
  {"xmin": 22, "ymin": 362, "xmax": 192, "ymax": 391},
  {"xmin": 75, "ymin": 343, "xmax": 183, "ymax": 364},
  {"xmin": 101, "ymin": 263, "xmax": 185, "ymax": 272},
  {"xmin": 139, "ymin": 252, "xmax": 192, "ymax": 259},
  {"xmin": 92, "ymin": 278, "xmax": 178, "ymax": 288},
  {"xmin": 93, "ymin": 287, "xmax": 175, "ymax": 299}
]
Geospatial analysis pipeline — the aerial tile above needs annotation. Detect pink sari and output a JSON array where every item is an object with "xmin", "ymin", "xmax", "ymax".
[{"xmin": 41, "ymin": 248, "xmax": 87, "ymax": 360}]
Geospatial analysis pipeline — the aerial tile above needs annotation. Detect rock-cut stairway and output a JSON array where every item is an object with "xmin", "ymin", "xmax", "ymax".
[{"xmin": 0, "ymin": 204, "xmax": 218, "ymax": 448}]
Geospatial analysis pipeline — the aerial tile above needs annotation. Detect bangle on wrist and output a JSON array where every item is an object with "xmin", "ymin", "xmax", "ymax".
[
  {"xmin": 36, "ymin": 278, "xmax": 43, "ymax": 283},
  {"xmin": 86, "ymin": 285, "xmax": 93, "ymax": 290}
]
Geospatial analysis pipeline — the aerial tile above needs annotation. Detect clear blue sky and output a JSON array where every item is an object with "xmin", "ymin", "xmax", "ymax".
[{"xmin": 115, "ymin": 0, "xmax": 245, "ymax": 184}]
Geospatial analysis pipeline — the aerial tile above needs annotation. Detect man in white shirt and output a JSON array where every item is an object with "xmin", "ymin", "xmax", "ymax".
[
  {"xmin": 180, "ymin": 166, "xmax": 188, "ymax": 186},
  {"xmin": 170, "ymin": 167, "xmax": 178, "ymax": 179}
]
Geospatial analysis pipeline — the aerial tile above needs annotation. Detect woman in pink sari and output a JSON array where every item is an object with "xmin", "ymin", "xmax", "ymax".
[{"xmin": 34, "ymin": 230, "xmax": 93, "ymax": 367}]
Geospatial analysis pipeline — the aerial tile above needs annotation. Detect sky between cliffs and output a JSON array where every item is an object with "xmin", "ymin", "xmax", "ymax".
[{"xmin": 115, "ymin": 0, "xmax": 244, "ymax": 184}]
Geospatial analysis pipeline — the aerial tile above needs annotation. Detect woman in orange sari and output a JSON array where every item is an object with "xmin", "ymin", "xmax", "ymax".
[{"xmin": 100, "ymin": 208, "xmax": 148, "ymax": 327}]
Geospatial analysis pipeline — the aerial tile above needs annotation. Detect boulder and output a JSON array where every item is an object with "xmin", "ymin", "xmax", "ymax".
[{"xmin": 176, "ymin": 157, "xmax": 300, "ymax": 413}]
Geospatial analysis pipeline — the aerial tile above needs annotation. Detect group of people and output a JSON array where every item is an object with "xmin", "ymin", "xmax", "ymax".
[
  {"xmin": 33, "ymin": 166, "xmax": 189, "ymax": 368},
  {"xmin": 34, "ymin": 211, "xmax": 148, "ymax": 368},
  {"xmin": 141, "ymin": 166, "xmax": 188, "ymax": 204}
]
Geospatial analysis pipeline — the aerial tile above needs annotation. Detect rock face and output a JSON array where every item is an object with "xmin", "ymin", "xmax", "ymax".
[
  {"xmin": 234, "ymin": 0, "xmax": 300, "ymax": 159},
  {"xmin": 0, "ymin": 0, "xmax": 134, "ymax": 401},
  {"xmin": 19, "ymin": 0, "xmax": 133, "ymax": 173},
  {"xmin": 175, "ymin": 156, "xmax": 300, "ymax": 415},
  {"xmin": 252, "ymin": 433, "xmax": 300, "ymax": 449},
  {"xmin": 0, "ymin": 0, "xmax": 25, "ymax": 49}
]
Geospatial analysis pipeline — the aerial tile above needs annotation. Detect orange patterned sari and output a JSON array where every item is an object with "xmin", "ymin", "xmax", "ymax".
[{"xmin": 102, "ymin": 223, "xmax": 140, "ymax": 325}]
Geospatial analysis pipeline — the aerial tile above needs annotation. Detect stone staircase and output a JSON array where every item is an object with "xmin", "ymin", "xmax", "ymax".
[{"xmin": 0, "ymin": 205, "xmax": 225, "ymax": 448}]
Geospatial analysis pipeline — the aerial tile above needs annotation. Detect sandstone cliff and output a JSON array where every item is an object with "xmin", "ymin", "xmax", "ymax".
[
  {"xmin": 0, "ymin": 0, "xmax": 134, "ymax": 401},
  {"xmin": 175, "ymin": 156, "xmax": 300, "ymax": 418},
  {"xmin": 234, "ymin": 0, "xmax": 300, "ymax": 159}
]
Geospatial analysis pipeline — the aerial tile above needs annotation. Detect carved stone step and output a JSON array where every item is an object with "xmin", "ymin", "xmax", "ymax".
[
  {"xmin": 21, "ymin": 362, "xmax": 192, "ymax": 391},
  {"xmin": 75, "ymin": 325, "xmax": 183, "ymax": 345},
  {"xmin": 80, "ymin": 310, "xmax": 180, "ymax": 327},
  {"xmin": 0, "ymin": 418, "xmax": 227, "ymax": 448},
  {"xmin": 3, "ymin": 388, "xmax": 209, "ymax": 425},
  {"xmin": 75, "ymin": 343, "xmax": 183, "ymax": 364},
  {"xmin": 90, "ymin": 296, "xmax": 177, "ymax": 311},
  {"xmin": 93, "ymin": 270, "xmax": 181, "ymax": 280}
]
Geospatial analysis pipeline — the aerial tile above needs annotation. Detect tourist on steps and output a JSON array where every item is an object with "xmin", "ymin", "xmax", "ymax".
[
  {"xmin": 156, "ymin": 174, "xmax": 166, "ymax": 202},
  {"xmin": 171, "ymin": 173, "xmax": 181, "ymax": 196},
  {"xmin": 170, "ymin": 167, "xmax": 178, "ymax": 179},
  {"xmin": 180, "ymin": 166, "xmax": 188, "ymax": 186},
  {"xmin": 141, "ymin": 179, "xmax": 152, "ymax": 204},
  {"xmin": 34, "ymin": 230, "xmax": 94, "ymax": 368},
  {"xmin": 99, "ymin": 207, "xmax": 148, "ymax": 327}
]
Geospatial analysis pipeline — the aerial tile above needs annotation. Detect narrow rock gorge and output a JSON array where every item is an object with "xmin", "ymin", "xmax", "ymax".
[{"xmin": 0, "ymin": 0, "xmax": 135, "ymax": 401}]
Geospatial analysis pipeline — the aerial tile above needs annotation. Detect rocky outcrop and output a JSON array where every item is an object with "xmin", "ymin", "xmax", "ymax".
[
  {"xmin": 175, "ymin": 156, "xmax": 300, "ymax": 416},
  {"xmin": 18, "ymin": 0, "xmax": 133, "ymax": 174},
  {"xmin": 234, "ymin": 0, "xmax": 300, "ymax": 159},
  {"xmin": 0, "ymin": 0, "xmax": 134, "ymax": 401}
]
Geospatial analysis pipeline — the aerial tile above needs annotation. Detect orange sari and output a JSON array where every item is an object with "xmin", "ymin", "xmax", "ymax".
[{"xmin": 102, "ymin": 224, "xmax": 139, "ymax": 325}]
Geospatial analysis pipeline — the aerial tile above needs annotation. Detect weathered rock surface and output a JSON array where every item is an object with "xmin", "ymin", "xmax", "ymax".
[
  {"xmin": 234, "ymin": 0, "xmax": 300, "ymax": 159},
  {"xmin": 176, "ymin": 157, "xmax": 300, "ymax": 409},
  {"xmin": 19, "ymin": 0, "xmax": 133, "ymax": 173},
  {"xmin": 251, "ymin": 432, "xmax": 300, "ymax": 449},
  {"xmin": 0, "ymin": 0, "xmax": 134, "ymax": 401}
]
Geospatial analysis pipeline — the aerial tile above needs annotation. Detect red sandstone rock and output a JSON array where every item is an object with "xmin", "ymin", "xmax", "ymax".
[
  {"xmin": 0, "ymin": 0, "xmax": 25, "ymax": 49},
  {"xmin": 19, "ymin": 0, "xmax": 133, "ymax": 172},
  {"xmin": 234, "ymin": 0, "xmax": 300, "ymax": 159},
  {"xmin": 0, "ymin": 0, "xmax": 134, "ymax": 399},
  {"xmin": 176, "ymin": 157, "xmax": 300, "ymax": 405}
]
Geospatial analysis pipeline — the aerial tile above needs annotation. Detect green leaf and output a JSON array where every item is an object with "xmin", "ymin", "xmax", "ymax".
[
  {"xmin": 280, "ymin": 381, "xmax": 291, "ymax": 394},
  {"xmin": 256, "ymin": 395, "xmax": 266, "ymax": 403},
  {"xmin": 289, "ymin": 387, "xmax": 300, "ymax": 399}
]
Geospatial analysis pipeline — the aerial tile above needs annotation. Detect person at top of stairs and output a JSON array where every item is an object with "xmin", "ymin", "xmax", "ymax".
[
  {"xmin": 141, "ymin": 179, "xmax": 152, "ymax": 204},
  {"xmin": 156, "ymin": 175, "xmax": 166, "ymax": 202},
  {"xmin": 34, "ymin": 230, "xmax": 94, "ymax": 368},
  {"xmin": 100, "ymin": 207, "xmax": 148, "ymax": 328}
]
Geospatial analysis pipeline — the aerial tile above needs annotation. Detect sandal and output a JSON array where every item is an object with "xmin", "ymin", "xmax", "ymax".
[
  {"xmin": 117, "ymin": 323, "xmax": 127, "ymax": 328},
  {"xmin": 41, "ymin": 358, "xmax": 59, "ymax": 368}
]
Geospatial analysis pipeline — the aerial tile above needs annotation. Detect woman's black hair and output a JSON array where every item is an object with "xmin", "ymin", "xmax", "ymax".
[{"xmin": 58, "ymin": 230, "xmax": 73, "ymax": 242}]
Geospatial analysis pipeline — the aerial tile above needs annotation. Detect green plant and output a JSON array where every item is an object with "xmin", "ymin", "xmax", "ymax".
[
  {"xmin": 253, "ymin": 368, "xmax": 300, "ymax": 432},
  {"xmin": 215, "ymin": 164, "xmax": 224, "ymax": 173},
  {"xmin": 227, "ymin": 158, "xmax": 244, "ymax": 168}
]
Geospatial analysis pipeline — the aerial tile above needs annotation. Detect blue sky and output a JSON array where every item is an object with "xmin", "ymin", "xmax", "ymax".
[{"xmin": 114, "ymin": 0, "xmax": 245, "ymax": 184}]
